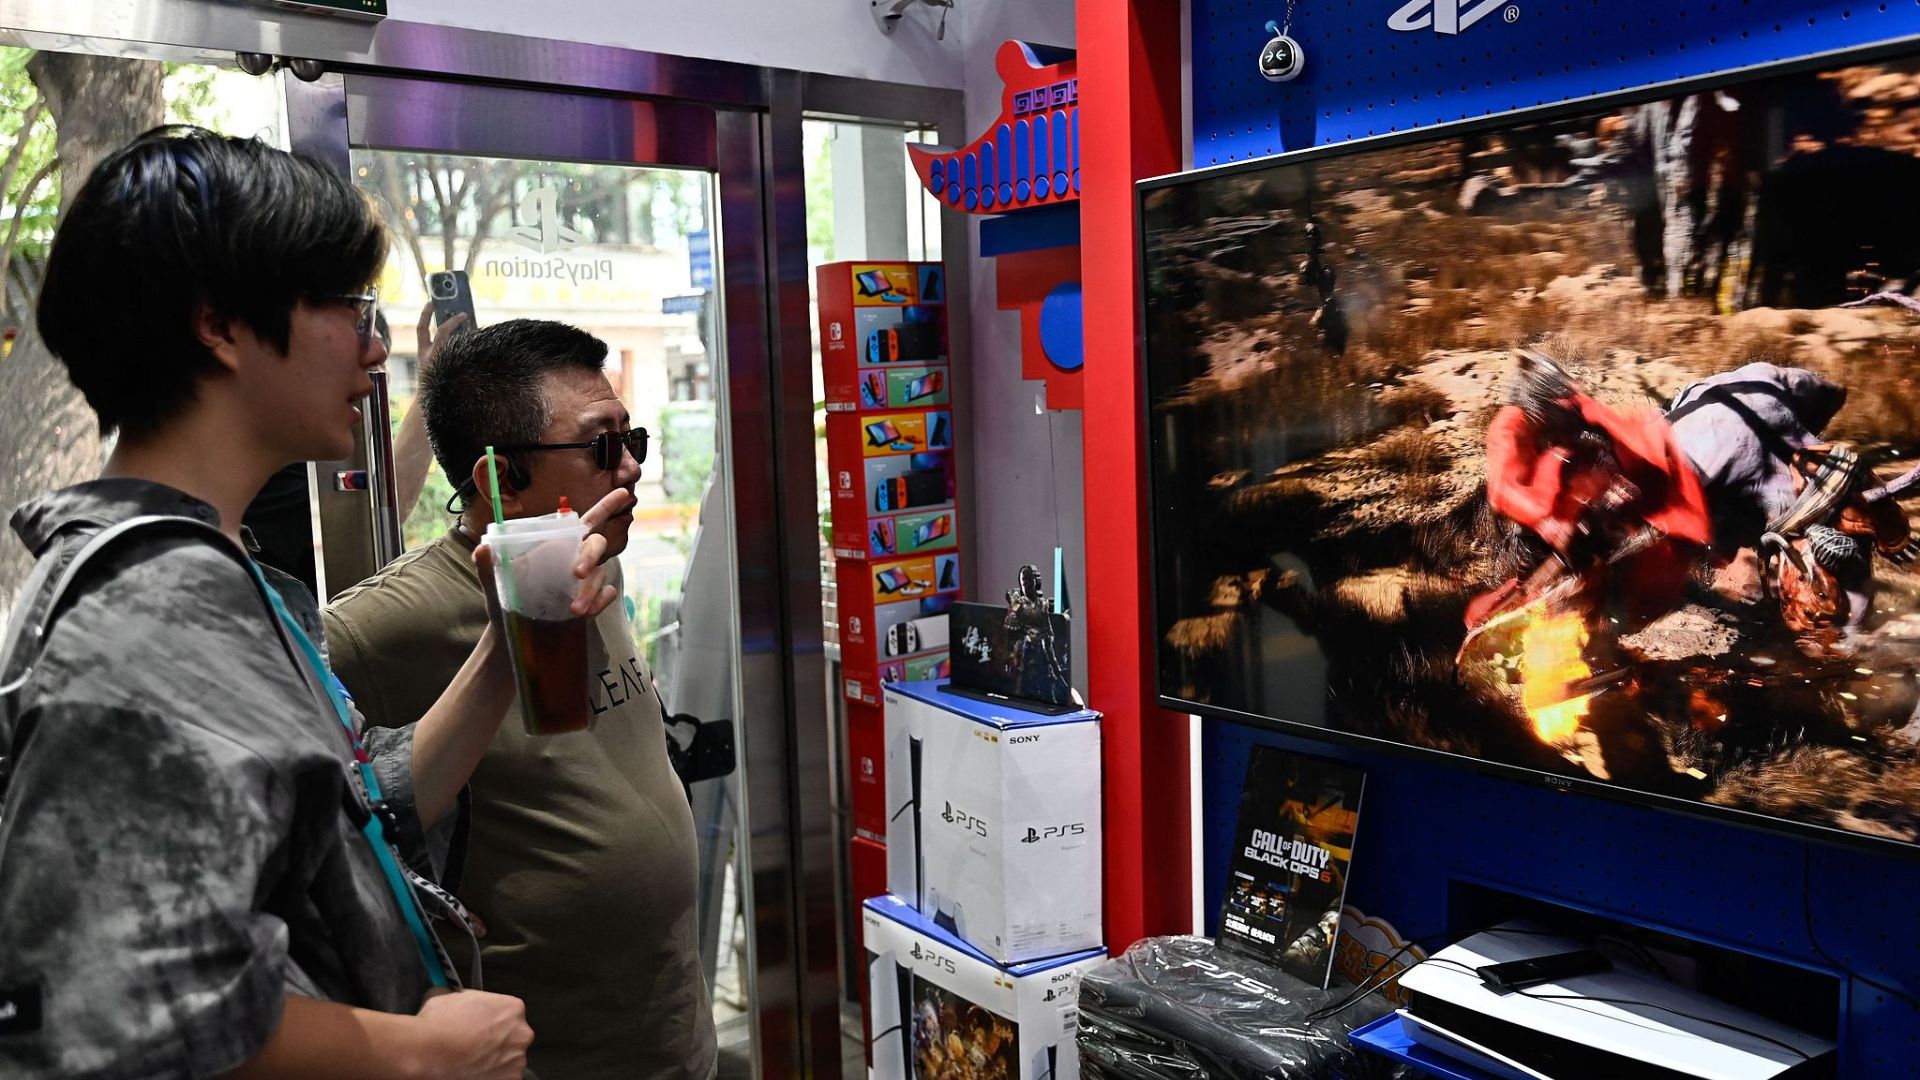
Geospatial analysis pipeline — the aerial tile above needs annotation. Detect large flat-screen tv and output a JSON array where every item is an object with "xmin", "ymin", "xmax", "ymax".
[{"xmin": 1142, "ymin": 39, "xmax": 1920, "ymax": 853}]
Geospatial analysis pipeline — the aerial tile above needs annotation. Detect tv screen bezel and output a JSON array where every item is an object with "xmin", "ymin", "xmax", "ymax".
[{"xmin": 1135, "ymin": 32, "xmax": 1920, "ymax": 858}]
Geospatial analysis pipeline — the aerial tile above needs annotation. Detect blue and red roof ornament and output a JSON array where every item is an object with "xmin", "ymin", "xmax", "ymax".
[
  {"xmin": 916, "ymin": 41, "xmax": 1084, "ymax": 409},
  {"xmin": 911, "ymin": 41, "xmax": 1079, "ymax": 214}
]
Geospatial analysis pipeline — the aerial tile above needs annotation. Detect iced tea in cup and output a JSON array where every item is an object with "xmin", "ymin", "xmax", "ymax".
[{"xmin": 480, "ymin": 506, "xmax": 594, "ymax": 735}]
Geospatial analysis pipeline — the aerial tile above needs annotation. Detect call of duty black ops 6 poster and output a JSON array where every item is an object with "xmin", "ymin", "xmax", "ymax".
[
  {"xmin": 1218, "ymin": 747, "xmax": 1364, "ymax": 985},
  {"xmin": 1144, "ymin": 50, "xmax": 1920, "ymax": 849}
]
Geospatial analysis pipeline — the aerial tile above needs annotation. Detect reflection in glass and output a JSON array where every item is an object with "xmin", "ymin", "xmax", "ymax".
[{"xmin": 351, "ymin": 149, "xmax": 753, "ymax": 1065}]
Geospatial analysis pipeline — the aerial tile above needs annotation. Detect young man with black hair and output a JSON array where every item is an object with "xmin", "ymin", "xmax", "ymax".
[
  {"xmin": 0, "ymin": 127, "xmax": 634, "ymax": 1078},
  {"xmin": 323, "ymin": 319, "xmax": 717, "ymax": 1079}
]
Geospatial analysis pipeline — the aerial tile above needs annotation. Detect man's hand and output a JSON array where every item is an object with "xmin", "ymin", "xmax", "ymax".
[
  {"xmin": 407, "ymin": 989, "xmax": 533, "ymax": 1080},
  {"xmin": 577, "ymin": 485, "xmax": 639, "ymax": 568},
  {"xmin": 219, "ymin": 992, "xmax": 530, "ymax": 1080},
  {"xmin": 392, "ymin": 303, "xmax": 471, "ymax": 519},
  {"xmin": 470, "ymin": 486, "xmax": 634, "ymax": 622},
  {"xmin": 564, "ymin": 486, "xmax": 637, "ymax": 615},
  {"xmin": 416, "ymin": 301, "xmax": 469, "ymax": 376}
]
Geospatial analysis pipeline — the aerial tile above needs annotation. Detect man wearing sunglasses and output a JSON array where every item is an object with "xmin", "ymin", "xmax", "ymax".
[{"xmin": 322, "ymin": 319, "xmax": 715, "ymax": 1080}]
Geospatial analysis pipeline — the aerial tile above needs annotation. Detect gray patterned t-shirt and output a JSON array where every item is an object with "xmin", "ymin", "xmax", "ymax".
[{"xmin": 0, "ymin": 480, "xmax": 452, "ymax": 1078}]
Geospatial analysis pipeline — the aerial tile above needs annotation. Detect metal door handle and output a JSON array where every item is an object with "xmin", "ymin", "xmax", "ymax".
[{"xmin": 361, "ymin": 369, "xmax": 404, "ymax": 567}]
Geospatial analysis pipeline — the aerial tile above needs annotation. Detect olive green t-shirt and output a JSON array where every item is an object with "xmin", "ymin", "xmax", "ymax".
[{"xmin": 322, "ymin": 528, "xmax": 717, "ymax": 1080}]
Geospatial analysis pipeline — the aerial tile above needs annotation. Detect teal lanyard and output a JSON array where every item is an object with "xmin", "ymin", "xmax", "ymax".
[{"xmin": 252, "ymin": 565, "xmax": 450, "ymax": 989}]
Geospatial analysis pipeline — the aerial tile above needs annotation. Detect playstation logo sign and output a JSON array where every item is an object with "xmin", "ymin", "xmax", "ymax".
[
  {"xmin": 1389, "ymin": 0, "xmax": 1516, "ymax": 34},
  {"xmin": 509, "ymin": 184, "xmax": 586, "ymax": 254}
]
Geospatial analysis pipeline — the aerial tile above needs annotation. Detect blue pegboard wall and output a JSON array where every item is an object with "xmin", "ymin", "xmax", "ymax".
[
  {"xmin": 1194, "ymin": 0, "xmax": 1920, "ymax": 164},
  {"xmin": 1186, "ymin": 0, "xmax": 1920, "ymax": 1073}
]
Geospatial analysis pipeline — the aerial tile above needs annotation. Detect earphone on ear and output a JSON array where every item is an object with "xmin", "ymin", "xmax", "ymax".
[
  {"xmin": 460, "ymin": 454, "xmax": 531, "ymax": 503},
  {"xmin": 502, "ymin": 456, "xmax": 531, "ymax": 491}
]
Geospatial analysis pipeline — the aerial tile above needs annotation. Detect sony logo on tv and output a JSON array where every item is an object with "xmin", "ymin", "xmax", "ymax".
[{"xmin": 1389, "ymin": 0, "xmax": 1517, "ymax": 35}]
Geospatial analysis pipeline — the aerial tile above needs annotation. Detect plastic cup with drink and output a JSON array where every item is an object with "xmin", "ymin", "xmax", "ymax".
[{"xmin": 477, "ymin": 447, "xmax": 595, "ymax": 736}]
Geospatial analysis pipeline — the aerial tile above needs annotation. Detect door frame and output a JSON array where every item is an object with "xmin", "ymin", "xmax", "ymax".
[
  {"xmin": 0, "ymin": 4, "xmax": 964, "ymax": 1075},
  {"xmin": 303, "ymin": 68, "xmax": 796, "ymax": 1070}
]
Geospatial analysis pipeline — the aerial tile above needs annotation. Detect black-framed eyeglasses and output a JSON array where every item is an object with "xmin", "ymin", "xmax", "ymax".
[
  {"xmin": 314, "ymin": 288, "xmax": 381, "ymax": 348},
  {"xmin": 499, "ymin": 428, "xmax": 650, "ymax": 471}
]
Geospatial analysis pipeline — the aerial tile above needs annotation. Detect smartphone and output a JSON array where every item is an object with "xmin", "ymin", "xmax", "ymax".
[{"xmin": 427, "ymin": 270, "xmax": 479, "ymax": 336}]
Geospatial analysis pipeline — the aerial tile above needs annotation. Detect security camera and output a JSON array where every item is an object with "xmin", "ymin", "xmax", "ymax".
[
  {"xmin": 287, "ymin": 58, "xmax": 328, "ymax": 83},
  {"xmin": 872, "ymin": 0, "xmax": 953, "ymax": 40},
  {"xmin": 236, "ymin": 52, "xmax": 275, "ymax": 77}
]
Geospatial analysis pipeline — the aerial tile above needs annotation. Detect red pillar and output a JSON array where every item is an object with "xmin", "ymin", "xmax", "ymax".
[{"xmin": 1078, "ymin": 0, "xmax": 1191, "ymax": 951}]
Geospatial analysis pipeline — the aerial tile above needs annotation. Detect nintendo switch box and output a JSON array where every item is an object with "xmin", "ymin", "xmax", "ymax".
[
  {"xmin": 826, "ymin": 408, "xmax": 956, "ymax": 561},
  {"xmin": 818, "ymin": 261, "xmax": 949, "ymax": 412},
  {"xmin": 837, "ymin": 555, "xmax": 960, "ymax": 707}
]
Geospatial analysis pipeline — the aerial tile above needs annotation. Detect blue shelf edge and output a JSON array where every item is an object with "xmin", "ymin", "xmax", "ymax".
[{"xmin": 1349, "ymin": 1013, "xmax": 1500, "ymax": 1080}]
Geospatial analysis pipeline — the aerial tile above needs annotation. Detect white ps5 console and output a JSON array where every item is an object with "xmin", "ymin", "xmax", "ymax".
[
  {"xmin": 883, "ymin": 701, "xmax": 925, "ymax": 905},
  {"xmin": 1398, "ymin": 924, "xmax": 1836, "ymax": 1080},
  {"xmin": 866, "ymin": 948, "xmax": 910, "ymax": 1080},
  {"xmin": 883, "ymin": 679, "xmax": 1103, "ymax": 965}
]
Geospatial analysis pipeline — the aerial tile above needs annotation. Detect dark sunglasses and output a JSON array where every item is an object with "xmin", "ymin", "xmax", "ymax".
[
  {"xmin": 498, "ymin": 427, "xmax": 650, "ymax": 471},
  {"xmin": 314, "ymin": 288, "xmax": 381, "ymax": 348}
]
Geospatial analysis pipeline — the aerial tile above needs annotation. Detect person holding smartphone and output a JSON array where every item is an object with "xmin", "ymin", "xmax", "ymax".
[{"xmin": 0, "ymin": 126, "xmax": 632, "ymax": 1078}]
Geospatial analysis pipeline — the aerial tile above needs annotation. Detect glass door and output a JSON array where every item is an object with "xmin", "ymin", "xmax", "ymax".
[
  {"xmin": 355, "ymin": 139, "xmax": 755, "ymax": 1050},
  {"xmin": 0, "ymin": 17, "xmax": 838, "ymax": 1073},
  {"xmin": 314, "ymin": 74, "xmax": 777, "ymax": 1077}
]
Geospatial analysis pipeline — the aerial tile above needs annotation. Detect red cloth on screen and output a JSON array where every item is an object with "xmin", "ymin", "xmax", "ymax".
[
  {"xmin": 1468, "ymin": 396, "xmax": 1710, "ymax": 628},
  {"xmin": 1483, "ymin": 397, "xmax": 1710, "ymax": 547}
]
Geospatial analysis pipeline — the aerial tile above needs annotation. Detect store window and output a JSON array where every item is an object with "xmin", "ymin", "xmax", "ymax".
[
  {"xmin": 0, "ymin": 48, "xmax": 285, "ymax": 624},
  {"xmin": 804, "ymin": 117, "xmax": 944, "ymax": 604},
  {"xmin": 800, "ymin": 115, "xmax": 947, "ymax": 1077}
]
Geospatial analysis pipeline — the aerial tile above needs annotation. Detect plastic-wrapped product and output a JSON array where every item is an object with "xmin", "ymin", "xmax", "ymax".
[{"xmin": 1077, "ymin": 935, "xmax": 1411, "ymax": 1080}]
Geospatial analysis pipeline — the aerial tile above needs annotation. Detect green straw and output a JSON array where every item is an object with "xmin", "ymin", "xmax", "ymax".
[
  {"xmin": 484, "ymin": 445, "xmax": 521, "ymax": 613},
  {"xmin": 484, "ymin": 445, "xmax": 507, "ymax": 527}
]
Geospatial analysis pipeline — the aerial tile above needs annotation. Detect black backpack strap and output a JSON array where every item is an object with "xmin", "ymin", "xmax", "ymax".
[{"xmin": 0, "ymin": 514, "xmax": 241, "ymax": 803}]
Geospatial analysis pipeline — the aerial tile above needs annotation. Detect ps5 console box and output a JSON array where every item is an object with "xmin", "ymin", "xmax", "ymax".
[
  {"xmin": 883, "ymin": 679, "xmax": 1103, "ymax": 965},
  {"xmin": 863, "ymin": 894, "xmax": 1104, "ymax": 1080}
]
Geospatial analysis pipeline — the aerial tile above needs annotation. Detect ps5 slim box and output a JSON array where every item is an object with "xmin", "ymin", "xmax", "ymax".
[
  {"xmin": 882, "ymin": 679, "xmax": 1103, "ymax": 965},
  {"xmin": 862, "ymin": 894, "xmax": 1103, "ymax": 1080}
]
